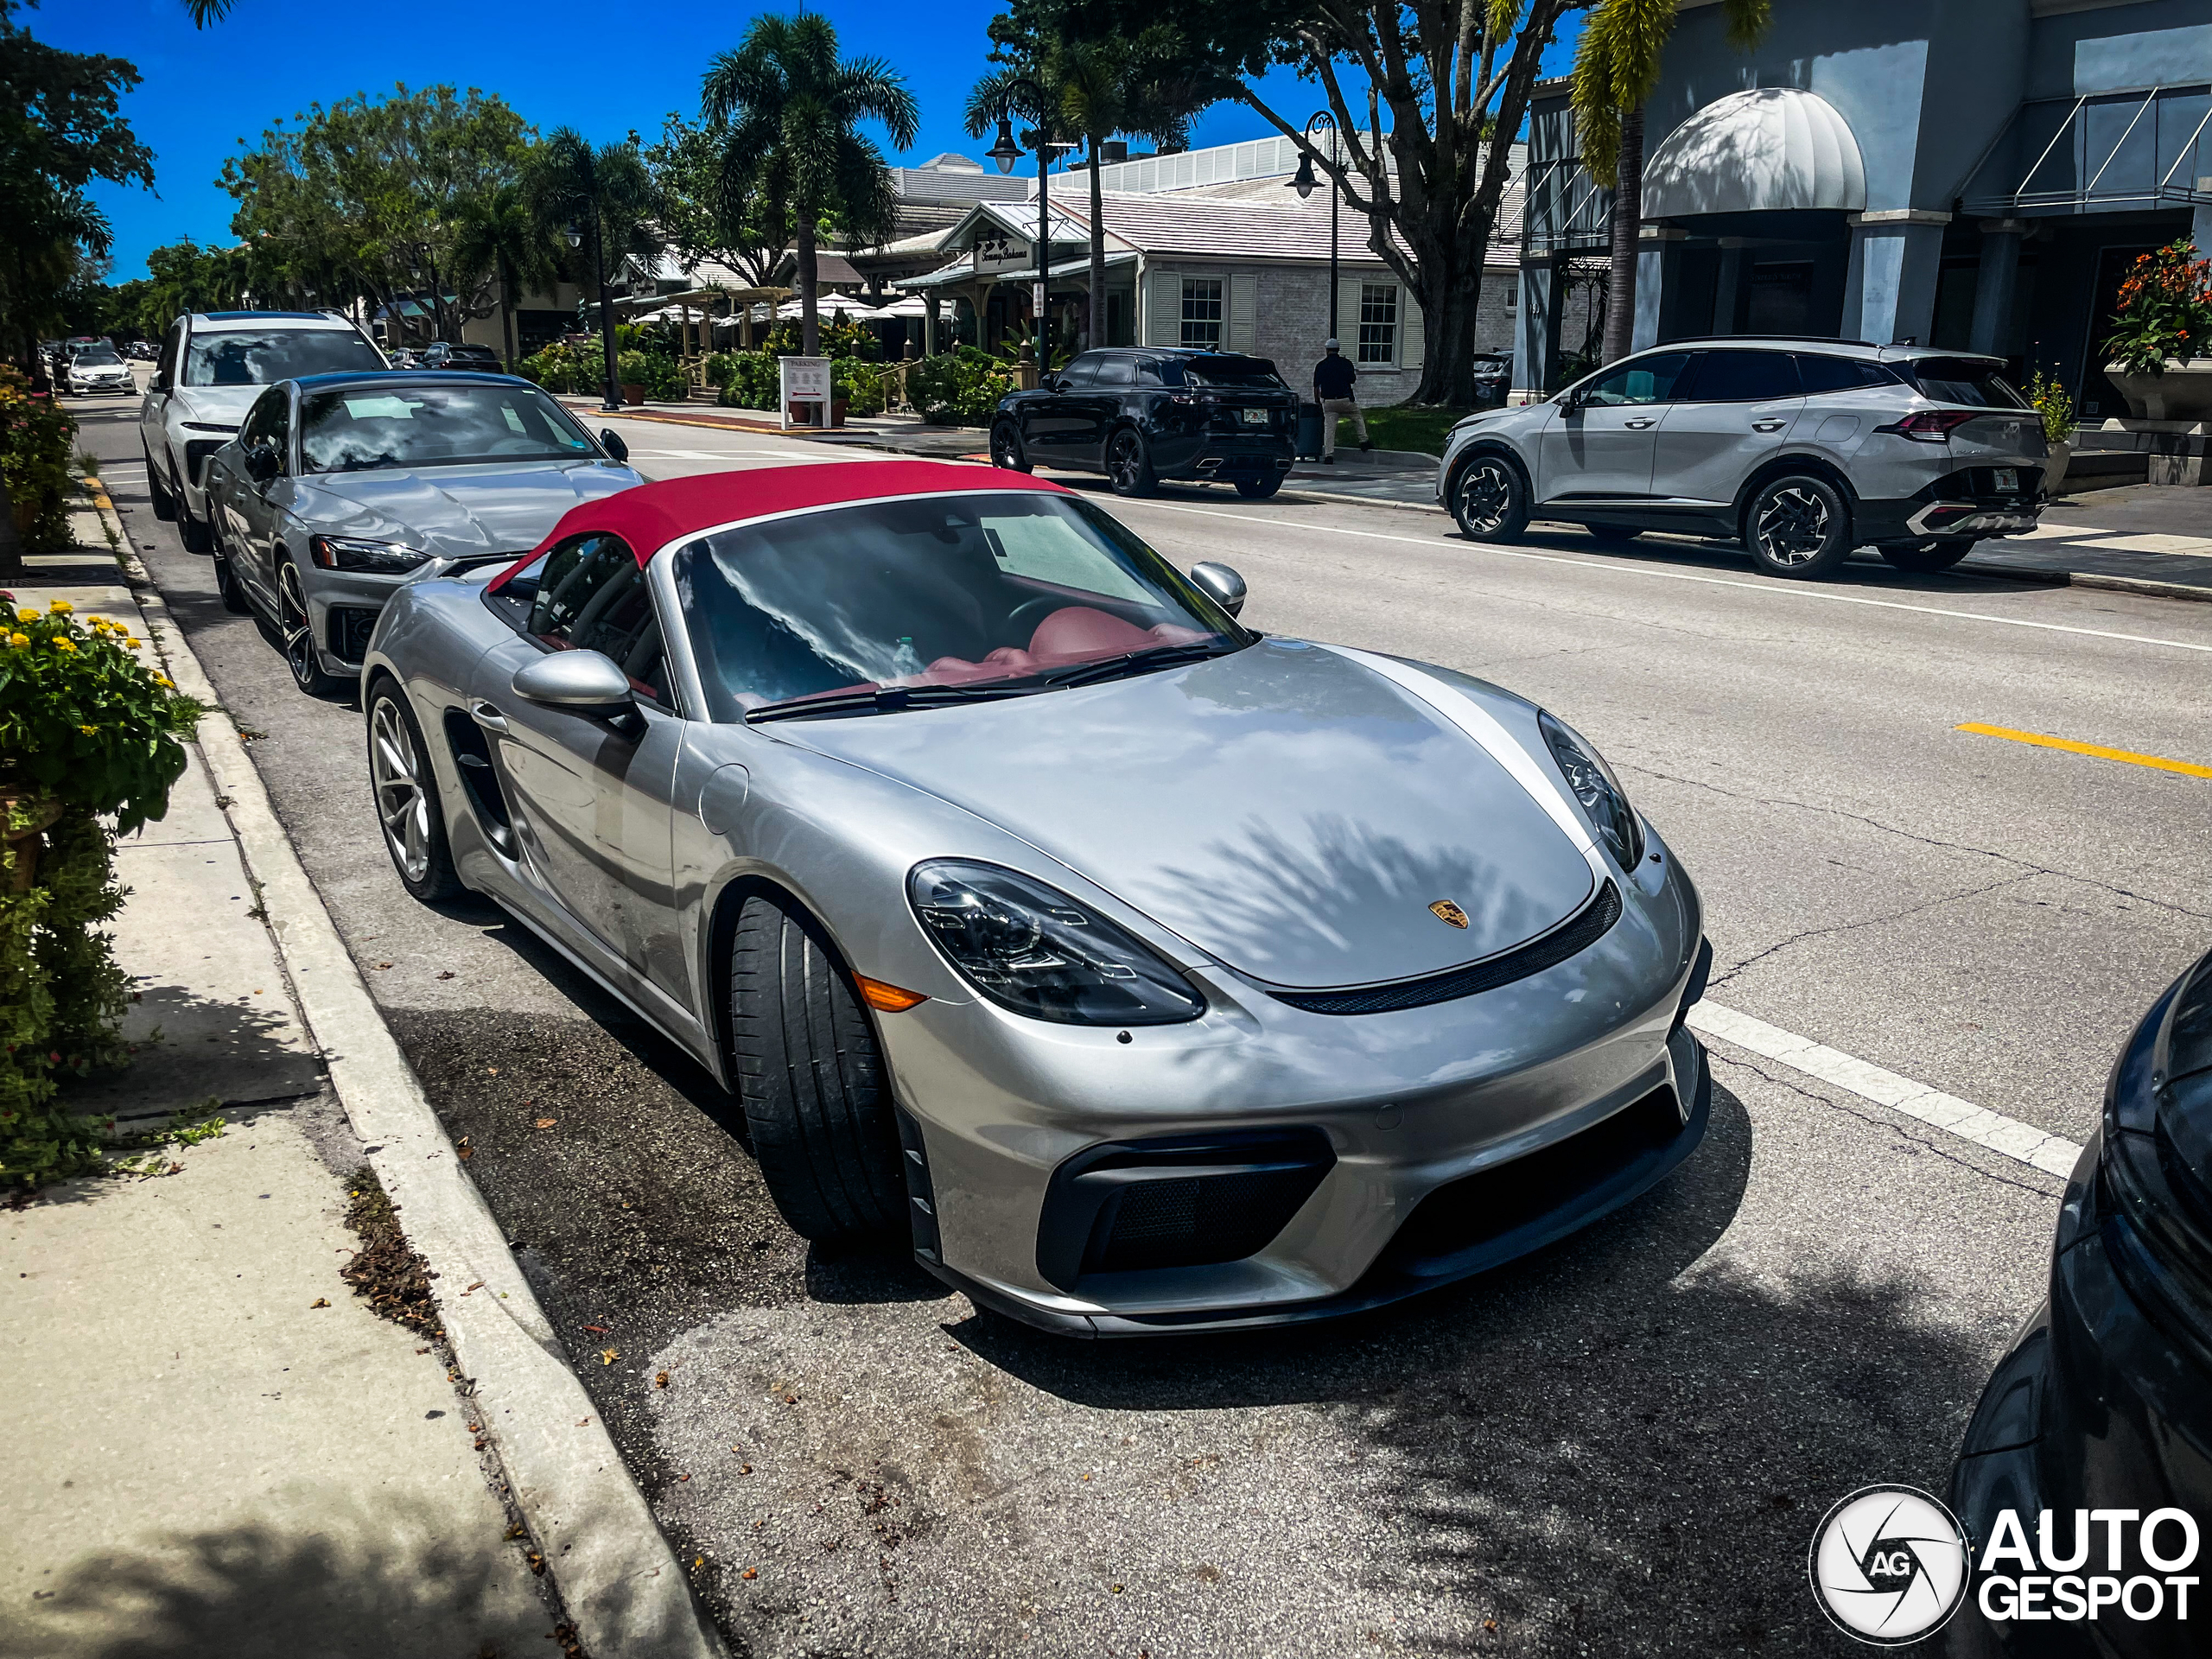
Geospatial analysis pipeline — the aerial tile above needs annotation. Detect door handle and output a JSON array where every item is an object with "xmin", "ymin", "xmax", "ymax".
[
  {"xmin": 1623, "ymin": 417, "xmax": 1656, "ymax": 429},
  {"xmin": 1751, "ymin": 418, "xmax": 1787, "ymax": 432},
  {"xmin": 470, "ymin": 699, "xmax": 508, "ymax": 733}
]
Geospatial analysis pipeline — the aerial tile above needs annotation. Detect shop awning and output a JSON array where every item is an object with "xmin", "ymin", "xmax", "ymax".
[
  {"xmin": 1960, "ymin": 84, "xmax": 2212, "ymax": 216},
  {"xmin": 1642, "ymin": 88, "xmax": 1867, "ymax": 219}
]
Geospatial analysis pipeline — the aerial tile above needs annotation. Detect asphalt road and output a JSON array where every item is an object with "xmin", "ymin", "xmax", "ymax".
[{"xmin": 77, "ymin": 385, "xmax": 2212, "ymax": 1658}]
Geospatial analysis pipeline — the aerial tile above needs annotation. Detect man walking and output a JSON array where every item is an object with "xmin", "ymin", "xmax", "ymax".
[{"xmin": 1313, "ymin": 339, "xmax": 1373, "ymax": 462}]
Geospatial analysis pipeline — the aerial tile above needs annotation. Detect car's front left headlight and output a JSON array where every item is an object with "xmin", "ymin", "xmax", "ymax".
[
  {"xmin": 1540, "ymin": 711, "xmax": 1644, "ymax": 871},
  {"xmin": 310, "ymin": 534, "xmax": 430, "ymax": 574},
  {"xmin": 908, "ymin": 860, "xmax": 1205, "ymax": 1027}
]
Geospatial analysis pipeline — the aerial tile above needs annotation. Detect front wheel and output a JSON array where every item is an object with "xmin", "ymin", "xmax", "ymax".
[
  {"xmin": 1450, "ymin": 453, "xmax": 1530, "ymax": 542},
  {"xmin": 146, "ymin": 444, "xmax": 178, "ymax": 522},
  {"xmin": 276, "ymin": 558, "xmax": 345, "ymax": 697},
  {"xmin": 728, "ymin": 892, "xmax": 907, "ymax": 1242},
  {"xmin": 1878, "ymin": 539, "xmax": 1974, "ymax": 574},
  {"xmin": 988, "ymin": 421, "xmax": 1031, "ymax": 473},
  {"xmin": 1745, "ymin": 475, "xmax": 1853, "ymax": 578},
  {"xmin": 1234, "ymin": 474, "xmax": 1284, "ymax": 499},
  {"xmin": 366, "ymin": 681, "xmax": 464, "ymax": 903},
  {"xmin": 1106, "ymin": 429, "xmax": 1157, "ymax": 497},
  {"xmin": 207, "ymin": 514, "xmax": 251, "ymax": 615}
]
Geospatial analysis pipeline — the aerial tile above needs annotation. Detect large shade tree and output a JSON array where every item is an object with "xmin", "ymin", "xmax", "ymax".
[
  {"xmin": 702, "ymin": 12, "xmax": 917, "ymax": 358},
  {"xmin": 1156, "ymin": 0, "xmax": 1575, "ymax": 406},
  {"xmin": 1573, "ymin": 0, "xmax": 1770, "ymax": 365},
  {"xmin": 449, "ymin": 179, "xmax": 563, "ymax": 367},
  {"xmin": 971, "ymin": 3, "xmax": 1197, "ymax": 352},
  {"xmin": 646, "ymin": 112, "xmax": 791, "ymax": 293},
  {"xmin": 526, "ymin": 128, "xmax": 661, "ymax": 407}
]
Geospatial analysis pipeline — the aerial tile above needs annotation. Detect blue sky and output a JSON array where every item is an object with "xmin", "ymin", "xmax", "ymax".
[{"xmin": 39, "ymin": 0, "xmax": 1580, "ymax": 281}]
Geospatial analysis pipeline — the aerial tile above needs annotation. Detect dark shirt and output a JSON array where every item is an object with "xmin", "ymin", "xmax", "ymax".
[{"xmin": 1313, "ymin": 353, "xmax": 1357, "ymax": 399}]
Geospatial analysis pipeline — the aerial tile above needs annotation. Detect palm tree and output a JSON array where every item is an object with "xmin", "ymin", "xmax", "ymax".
[
  {"xmin": 1573, "ymin": 0, "xmax": 1770, "ymax": 365},
  {"xmin": 969, "ymin": 15, "xmax": 1194, "ymax": 353},
  {"xmin": 702, "ymin": 13, "xmax": 918, "ymax": 358},
  {"xmin": 527, "ymin": 130, "xmax": 661, "ymax": 410},
  {"xmin": 451, "ymin": 180, "xmax": 563, "ymax": 369}
]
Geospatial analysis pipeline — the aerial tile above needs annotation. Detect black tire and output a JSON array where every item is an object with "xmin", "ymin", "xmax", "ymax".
[
  {"xmin": 1449, "ymin": 451, "xmax": 1530, "ymax": 542},
  {"xmin": 1234, "ymin": 474, "xmax": 1284, "ymax": 499},
  {"xmin": 1586, "ymin": 524, "xmax": 1643, "ymax": 545},
  {"xmin": 1745, "ymin": 474, "xmax": 1853, "ymax": 578},
  {"xmin": 178, "ymin": 501, "xmax": 212, "ymax": 553},
  {"xmin": 146, "ymin": 443, "xmax": 178, "ymax": 522},
  {"xmin": 207, "ymin": 514, "xmax": 251, "ymax": 615},
  {"xmin": 276, "ymin": 557, "xmax": 346, "ymax": 697},
  {"xmin": 728, "ymin": 892, "xmax": 906, "ymax": 1242},
  {"xmin": 1878, "ymin": 539, "xmax": 1974, "ymax": 574},
  {"xmin": 988, "ymin": 420, "xmax": 1032, "ymax": 473},
  {"xmin": 365, "ymin": 678, "xmax": 464, "ymax": 903},
  {"xmin": 1105, "ymin": 428, "xmax": 1158, "ymax": 497}
]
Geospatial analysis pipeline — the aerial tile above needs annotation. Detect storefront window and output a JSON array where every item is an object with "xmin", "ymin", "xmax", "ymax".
[{"xmin": 1180, "ymin": 279, "xmax": 1224, "ymax": 350}]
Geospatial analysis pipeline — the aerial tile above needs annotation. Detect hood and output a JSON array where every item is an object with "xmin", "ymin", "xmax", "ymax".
[
  {"xmin": 295, "ymin": 462, "xmax": 645, "ymax": 562},
  {"xmin": 169, "ymin": 385, "xmax": 264, "ymax": 428},
  {"xmin": 785, "ymin": 638, "xmax": 1596, "ymax": 989}
]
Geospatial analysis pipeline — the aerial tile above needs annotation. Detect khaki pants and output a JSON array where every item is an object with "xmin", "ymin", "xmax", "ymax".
[{"xmin": 1320, "ymin": 396, "xmax": 1367, "ymax": 457}]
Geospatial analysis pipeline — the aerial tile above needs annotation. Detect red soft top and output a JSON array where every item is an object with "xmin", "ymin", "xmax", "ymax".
[{"xmin": 486, "ymin": 460, "xmax": 1070, "ymax": 593}]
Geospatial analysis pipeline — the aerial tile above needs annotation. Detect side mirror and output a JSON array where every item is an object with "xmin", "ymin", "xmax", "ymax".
[
  {"xmin": 245, "ymin": 442, "xmax": 282, "ymax": 483},
  {"xmin": 512, "ymin": 650, "xmax": 634, "ymax": 717},
  {"xmin": 1041, "ymin": 374, "xmax": 1064, "ymax": 393},
  {"xmin": 600, "ymin": 428, "xmax": 629, "ymax": 463},
  {"xmin": 1188, "ymin": 561, "xmax": 1248, "ymax": 618}
]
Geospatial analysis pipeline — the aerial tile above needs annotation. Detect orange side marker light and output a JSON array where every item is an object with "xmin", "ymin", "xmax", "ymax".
[{"xmin": 855, "ymin": 975, "xmax": 928, "ymax": 1013}]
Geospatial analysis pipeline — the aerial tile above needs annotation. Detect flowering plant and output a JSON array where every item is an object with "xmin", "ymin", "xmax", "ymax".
[
  {"xmin": 2103, "ymin": 239, "xmax": 2212, "ymax": 377},
  {"xmin": 0, "ymin": 366, "xmax": 79, "ymax": 554}
]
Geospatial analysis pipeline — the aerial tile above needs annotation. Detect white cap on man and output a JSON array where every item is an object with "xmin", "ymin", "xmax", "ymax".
[{"xmin": 1324, "ymin": 338, "xmax": 1340, "ymax": 351}]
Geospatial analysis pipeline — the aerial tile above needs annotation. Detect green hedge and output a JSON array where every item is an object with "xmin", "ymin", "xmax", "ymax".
[
  {"xmin": 908, "ymin": 346, "xmax": 1016, "ymax": 427},
  {"xmin": 0, "ymin": 368, "xmax": 79, "ymax": 554}
]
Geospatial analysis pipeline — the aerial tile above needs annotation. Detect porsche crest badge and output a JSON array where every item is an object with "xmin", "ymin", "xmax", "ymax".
[{"xmin": 1428, "ymin": 899, "xmax": 1470, "ymax": 929}]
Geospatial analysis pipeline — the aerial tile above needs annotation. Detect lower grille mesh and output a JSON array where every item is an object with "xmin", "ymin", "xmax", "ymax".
[{"xmin": 1095, "ymin": 1167, "xmax": 1325, "ymax": 1274}]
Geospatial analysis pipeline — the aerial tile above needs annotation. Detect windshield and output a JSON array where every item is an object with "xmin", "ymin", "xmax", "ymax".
[
  {"xmin": 671, "ymin": 492, "xmax": 1251, "ymax": 721},
  {"xmin": 300, "ymin": 383, "xmax": 598, "ymax": 474},
  {"xmin": 75, "ymin": 348, "xmax": 121, "ymax": 365},
  {"xmin": 1168, "ymin": 355, "xmax": 1287, "ymax": 391},
  {"xmin": 184, "ymin": 329, "xmax": 384, "ymax": 387},
  {"xmin": 1897, "ymin": 357, "xmax": 2027, "ymax": 409}
]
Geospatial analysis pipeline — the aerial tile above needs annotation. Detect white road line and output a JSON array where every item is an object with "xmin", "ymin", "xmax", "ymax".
[
  {"xmin": 1123, "ymin": 499, "xmax": 2212, "ymax": 656},
  {"xmin": 1689, "ymin": 1001, "xmax": 2085, "ymax": 1179}
]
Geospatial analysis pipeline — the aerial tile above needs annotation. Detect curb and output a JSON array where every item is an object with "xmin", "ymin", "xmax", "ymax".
[{"xmin": 93, "ymin": 495, "xmax": 724, "ymax": 1659}]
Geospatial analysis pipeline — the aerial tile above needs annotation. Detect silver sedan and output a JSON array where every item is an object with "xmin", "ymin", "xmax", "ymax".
[
  {"xmin": 363, "ymin": 461, "xmax": 1711, "ymax": 1336},
  {"xmin": 204, "ymin": 372, "xmax": 644, "ymax": 696}
]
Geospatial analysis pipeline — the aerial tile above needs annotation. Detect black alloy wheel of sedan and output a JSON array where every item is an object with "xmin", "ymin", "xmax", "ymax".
[
  {"xmin": 1106, "ymin": 429, "xmax": 1158, "ymax": 497},
  {"xmin": 276, "ymin": 559, "xmax": 344, "ymax": 697}
]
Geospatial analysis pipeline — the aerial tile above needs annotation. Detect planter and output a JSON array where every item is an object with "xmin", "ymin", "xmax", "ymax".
[
  {"xmin": 2043, "ymin": 439, "xmax": 2071, "ymax": 494},
  {"xmin": 2, "ymin": 794, "xmax": 64, "ymax": 893},
  {"xmin": 620, "ymin": 383, "xmax": 646, "ymax": 406},
  {"xmin": 2102, "ymin": 359, "xmax": 2212, "ymax": 422}
]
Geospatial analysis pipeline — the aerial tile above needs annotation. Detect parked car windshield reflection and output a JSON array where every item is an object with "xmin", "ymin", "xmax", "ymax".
[
  {"xmin": 299, "ymin": 384, "xmax": 598, "ymax": 474},
  {"xmin": 671, "ymin": 492, "xmax": 1250, "ymax": 720},
  {"xmin": 183, "ymin": 331, "xmax": 385, "ymax": 386}
]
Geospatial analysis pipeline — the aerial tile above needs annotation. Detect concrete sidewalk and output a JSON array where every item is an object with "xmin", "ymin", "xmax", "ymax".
[{"xmin": 0, "ymin": 511, "xmax": 558, "ymax": 1657}]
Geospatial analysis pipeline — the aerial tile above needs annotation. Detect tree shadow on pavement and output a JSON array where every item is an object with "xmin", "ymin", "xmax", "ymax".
[
  {"xmin": 950, "ymin": 1082, "xmax": 1995, "ymax": 1654},
  {"xmin": 0, "ymin": 1510, "xmax": 556, "ymax": 1659}
]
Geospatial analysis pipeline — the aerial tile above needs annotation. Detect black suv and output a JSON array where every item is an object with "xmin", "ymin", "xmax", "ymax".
[
  {"xmin": 420, "ymin": 341, "xmax": 503, "ymax": 371},
  {"xmin": 989, "ymin": 347, "xmax": 1299, "ymax": 498}
]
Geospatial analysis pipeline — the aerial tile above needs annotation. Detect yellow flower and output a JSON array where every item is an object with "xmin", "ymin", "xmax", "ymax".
[
  {"xmin": 48, "ymin": 599, "xmax": 72, "ymax": 613},
  {"xmin": 51, "ymin": 638, "xmax": 76, "ymax": 653},
  {"xmin": 15, "ymin": 608, "xmax": 35, "ymax": 624},
  {"xmin": 6, "ymin": 633, "xmax": 27, "ymax": 648},
  {"xmin": 154, "ymin": 674, "xmax": 174, "ymax": 689},
  {"xmin": 78, "ymin": 724, "xmax": 98, "ymax": 735}
]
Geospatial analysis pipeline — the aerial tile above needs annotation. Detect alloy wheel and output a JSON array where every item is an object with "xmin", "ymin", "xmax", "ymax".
[
  {"xmin": 1754, "ymin": 486, "xmax": 1831, "ymax": 568},
  {"xmin": 369, "ymin": 697, "xmax": 431, "ymax": 885},
  {"xmin": 990, "ymin": 424, "xmax": 1022, "ymax": 470},
  {"xmin": 1457, "ymin": 459, "xmax": 1514, "ymax": 535},
  {"xmin": 1109, "ymin": 432, "xmax": 1143, "ymax": 492},
  {"xmin": 277, "ymin": 563, "xmax": 318, "ymax": 688}
]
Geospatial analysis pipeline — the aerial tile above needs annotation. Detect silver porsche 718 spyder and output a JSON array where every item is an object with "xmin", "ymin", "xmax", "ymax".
[{"xmin": 363, "ymin": 460, "xmax": 1712, "ymax": 1336}]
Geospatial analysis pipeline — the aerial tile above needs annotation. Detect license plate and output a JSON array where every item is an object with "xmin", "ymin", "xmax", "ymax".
[
  {"xmin": 1241, "ymin": 407, "xmax": 1268, "ymax": 425},
  {"xmin": 1993, "ymin": 467, "xmax": 2018, "ymax": 493}
]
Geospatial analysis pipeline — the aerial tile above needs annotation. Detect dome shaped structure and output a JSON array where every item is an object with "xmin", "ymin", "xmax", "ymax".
[{"xmin": 1642, "ymin": 87, "xmax": 1868, "ymax": 219}]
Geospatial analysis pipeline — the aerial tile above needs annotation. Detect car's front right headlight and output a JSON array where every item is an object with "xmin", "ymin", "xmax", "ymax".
[
  {"xmin": 908, "ymin": 860, "xmax": 1204, "ymax": 1027},
  {"xmin": 310, "ymin": 535, "xmax": 430, "ymax": 574},
  {"xmin": 1540, "ymin": 711, "xmax": 1644, "ymax": 872}
]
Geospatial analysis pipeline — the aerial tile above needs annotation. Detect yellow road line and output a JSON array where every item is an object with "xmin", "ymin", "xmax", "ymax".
[{"xmin": 1957, "ymin": 721, "xmax": 2212, "ymax": 779}]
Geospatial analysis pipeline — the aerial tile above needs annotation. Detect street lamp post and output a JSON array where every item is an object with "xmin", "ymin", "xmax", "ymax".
[
  {"xmin": 1287, "ymin": 112, "xmax": 1341, "ymax": 344},
  {"xmin": 988, "ymin": 79, "xmax": 1053, "ymax": 377},
  {"xmin": 569, "ymin": 219, "xmax": 621, "ymax": 414}
]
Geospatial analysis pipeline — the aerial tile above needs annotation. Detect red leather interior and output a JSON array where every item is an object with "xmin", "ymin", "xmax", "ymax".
[{"xmin": 783, "ymin": 607, "xmax": 1214, "ymax": 703}]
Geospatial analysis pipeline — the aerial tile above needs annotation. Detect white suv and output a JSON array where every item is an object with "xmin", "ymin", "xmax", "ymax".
[
  {"xmin": 1437, "ymin": 339, "xmax": 2048, "ymax": 578},
  {"xmin": 141, "ymin": 311, "xmax": 385, "ymax": 552}
]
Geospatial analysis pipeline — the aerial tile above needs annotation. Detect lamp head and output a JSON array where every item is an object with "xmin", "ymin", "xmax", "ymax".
[
  {"xmin": 1289, "ymin": 155, "xmax": 1317, "ymax": 200},
  {"xmin": 988, "ymin": 118, "xmax": 1021, "ymax": 175}
]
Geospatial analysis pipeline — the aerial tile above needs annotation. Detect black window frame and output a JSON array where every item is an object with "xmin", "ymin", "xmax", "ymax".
[
  {"xmin": 1679, "ymin": 348, "xmax": 1802, "ymax": 404},
  {"xmin": 1793, "ymin": 353, "xmax": 1898, "ymax": 396}
]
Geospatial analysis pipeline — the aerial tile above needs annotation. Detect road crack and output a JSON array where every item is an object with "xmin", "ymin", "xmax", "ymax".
[{"xmin": 1707, "ymin": 871, "xmax": 2040, "ymax": 990}]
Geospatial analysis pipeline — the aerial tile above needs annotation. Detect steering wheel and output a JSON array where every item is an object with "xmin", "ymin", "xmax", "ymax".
[{"xmin": 1005, "ymin": 596, "xmax": 1072, "ymax": 641}]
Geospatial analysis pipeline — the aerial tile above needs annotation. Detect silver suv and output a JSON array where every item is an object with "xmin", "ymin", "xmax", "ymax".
[{"xmin": 1437, "ymin": 339, "xmax": 2047, "ymax": 578}]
